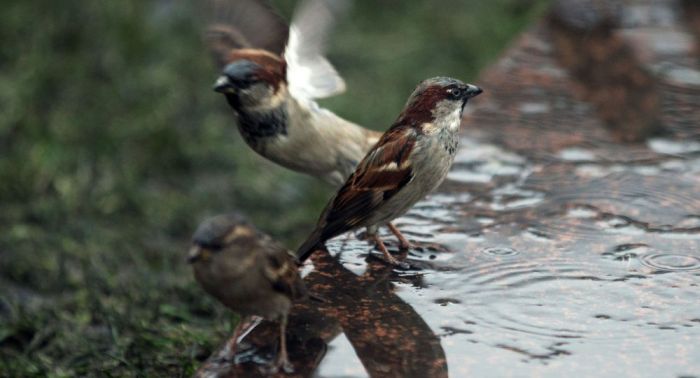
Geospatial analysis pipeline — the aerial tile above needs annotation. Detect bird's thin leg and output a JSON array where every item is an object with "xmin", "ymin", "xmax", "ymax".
[
  {"xmin": 227, "ymin": 315, "xmax": 250, "ymax": 357},
  {"xmin": 226, "ymin": 315, "xmax": 261, "ymax": 360},
  {"xmin": 275, "ymin": 314, "xmax": 294, "ymax": 373},
  {"xmin": 388, "ymin": 222, "xmax": 412, "ymax": 250},
  {"xmin": 371, "ymin": 234, "xmax": 402, "ymax": 266}
]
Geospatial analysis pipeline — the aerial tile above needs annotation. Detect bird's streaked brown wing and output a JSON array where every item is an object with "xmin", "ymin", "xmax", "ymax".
[
  {"xmin": 321, "ymin": 125, "xmax": 417, "ymax": 240},
  {"xmin": 262, "ymin": 240, "xmax": 307, "ymax": 300},
  {"xmin": 295, "ymin": 125, "xmax": 418, "ymax": 262},
  {"xmin": 202, "ymin": 0, "xmax": 289, "ymax": 68}
]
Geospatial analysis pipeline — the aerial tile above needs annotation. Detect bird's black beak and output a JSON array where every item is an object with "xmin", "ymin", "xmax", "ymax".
[
  {"xmin": 187, "ymin": 246, "xmax": 204, "ymax": 263},
  {"xmin": 213, "ymin": 76, "xmax": 234, "ymax": 93},
  {"xmin": 464, "ymin": 84, "xmax": 483, "ymax": 99}
]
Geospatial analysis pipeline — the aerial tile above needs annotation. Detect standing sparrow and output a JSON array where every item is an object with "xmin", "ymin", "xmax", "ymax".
[
  {"xmin": 204, "ymin": 0, "xmax": 381, "ymax": 186},
  {"xmin": 296, "ymin": 77, "xmax": 482, "ymax": 265},
  {"xmin": 188, "ymin": 213, "xmax": 306, "ymax": 372}
]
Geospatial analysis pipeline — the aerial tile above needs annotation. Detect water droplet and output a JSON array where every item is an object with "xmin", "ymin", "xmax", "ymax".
[
  {"xmin": 476, "ymin": 216, "xmax": 495, "ymax": 225},
  {"xmin": 557, "ymin": 147, "xmax": 596, "ymax": 162},
  {"xmin": 566, "ymin": 206, "xmax": 598, "ymax": 218},
  {"xmin": 524, "ymin": 227, "xmax": 551, "ymax": 242},
  {"xmin": 441, "ymin": 326, "xmax": 473, "ymax": 336},
  {"xmin": 640, "ymin": 253, "xmax": 700, "ymax": 272},
  {"xmin": 648, "ymin": 137, "xmax": 700, "ymax": 155},
  {"xmin": 602, "ymin": 244, "xmax": 650, "ymax": 261},
  {"xmin": 482, "ymin": 247, "xmax": 519, "ymax": 257},
  {"xmin": 434, "ymin": 298, "xmax": 462, "ymax": 306}
]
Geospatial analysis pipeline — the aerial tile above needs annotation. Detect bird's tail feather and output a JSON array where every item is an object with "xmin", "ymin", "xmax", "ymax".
[{"xmin": 296, "ymin": 228, "xmax": 324, "ymax": 263}]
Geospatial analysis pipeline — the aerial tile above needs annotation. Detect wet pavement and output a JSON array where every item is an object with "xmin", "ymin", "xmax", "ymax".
[{"xmin": 197, "ymin": 0, "xmax": 700, "ymax": 376}]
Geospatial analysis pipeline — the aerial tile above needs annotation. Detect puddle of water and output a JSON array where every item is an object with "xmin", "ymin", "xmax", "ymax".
[
  {"xmin": 305, "ymin": 135, "xmax": 700, "ymax": 378},
  {"xmin": 393, "ymin": 256, "xmax": 700, "ymax": 377},
  {"xmin": 448, "ymin": 138, "xmax": 527, "ymax": 184},
  {"xmin": 315, "ymin": 333, "xmax": 369, "ymax": 378}
]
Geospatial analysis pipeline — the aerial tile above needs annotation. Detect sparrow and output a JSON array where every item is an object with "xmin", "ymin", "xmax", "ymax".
[
  {"xmin": 188, "ymin": 213, "xmax": 306, "ymax": 372},
  {"xmin": 204, "ymin": 0, "xmax": 382, "ymax": 186},
  {"xmin": 296, "ymin": 77, "xmax": 483, "ymax": 265}
]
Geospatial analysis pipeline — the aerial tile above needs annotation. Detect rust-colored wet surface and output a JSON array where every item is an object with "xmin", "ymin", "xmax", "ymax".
[{"xmin": 198, "ymin": 0, "xmax": 700, "ymax": 376}]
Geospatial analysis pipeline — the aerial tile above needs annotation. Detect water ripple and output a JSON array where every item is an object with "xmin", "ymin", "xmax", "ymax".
[{"xmin": 640, "ymin": 253, "xmax": 700, "ymax": 272}]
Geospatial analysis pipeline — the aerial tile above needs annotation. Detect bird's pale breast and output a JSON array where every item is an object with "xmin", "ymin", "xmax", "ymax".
[{"xmin": 366, "ymin": 127, "xmax": 458, "ymax": 227}]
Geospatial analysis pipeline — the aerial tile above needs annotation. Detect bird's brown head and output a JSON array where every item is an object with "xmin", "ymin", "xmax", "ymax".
[
  {"xmin": 213, "ymin": 50, "xmax": 287, "ymax": 109},
  {"xmin": 187, "ymin": 213, "xmax": 258, "ymax": 264},
  {"xmin": 397, "ymin": 76, "xmax": 482, "ymax": 129}
]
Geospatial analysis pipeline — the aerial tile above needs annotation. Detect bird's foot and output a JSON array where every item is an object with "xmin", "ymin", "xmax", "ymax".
[
  {"xmin": 382, "ymin": 253, "xmax": 411, "ymax": 270},
  {"xmin": 398, "ymin": 239, "xmax": 413, "ymax": 250},
  {"xmin": 260, "ymin": 352, "xmax": 294, "ymax": 374},
  {"xmin": 371, "ymin": 234, "xmax": 410, "ymax": 269},
  {"xmin": 388, "ymin": 223, "xmax": 413, "ymax": 250},
  {"xmin": 261, "ymin": 361, "xmax": 294, "ymax": 375},
  {"xmin": 278, "ymin": 357, "xmax": 294, "ymax": 374}
]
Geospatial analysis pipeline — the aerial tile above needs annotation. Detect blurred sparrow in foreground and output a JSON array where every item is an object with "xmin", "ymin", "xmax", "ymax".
[
  {"xmin": 297, "ymin": 77, "xmax": 482, "ymax": 266},
  {"xmin": 188, "ymin": 213, "xmax": 306, "ymax": 373},
  {"xmin": 203, "ymin": 0, "xmax": 381, "ymax": 185}
]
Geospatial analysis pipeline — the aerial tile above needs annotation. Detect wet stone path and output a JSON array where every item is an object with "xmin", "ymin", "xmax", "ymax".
[{"xmin": 197, "ymin": 0, "xmax": 700, "ymax": 377}]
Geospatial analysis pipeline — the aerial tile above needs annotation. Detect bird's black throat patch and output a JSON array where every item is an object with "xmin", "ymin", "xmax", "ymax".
[{"xmin": 226, "ymin": 95, "xmax": 288, "ymax": 145}]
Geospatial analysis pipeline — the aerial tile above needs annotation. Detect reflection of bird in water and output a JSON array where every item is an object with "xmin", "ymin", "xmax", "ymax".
[
  {"xmin": 187, "ymin": 213, "xmax": 306, "ymax": 373},
  {"xmin": 197, "ymin": 247, "xmax": 448, "ymax": 377},
  {"xmin": 297, "ymin": 77, "xmax": 482, "ymax": 266},
  {"xmin": 202, "ymin": 0, "xmax": 381, "ymax": 186}
]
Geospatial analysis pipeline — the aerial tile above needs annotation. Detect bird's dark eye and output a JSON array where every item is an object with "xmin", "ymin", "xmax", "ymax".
[
  {"xmin": 194, "ymin": 240, "xmax": 223, "ymax": 251},
  {"xmin": 447, "ymin": 88, "xmax": 462, "ymax": 100}
]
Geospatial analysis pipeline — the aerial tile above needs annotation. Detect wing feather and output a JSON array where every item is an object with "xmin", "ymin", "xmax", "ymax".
[
  {"xmin": 284, "ymin": 0, "xmax": 348, "ymax": 100},
  {"xmin": 261, "ymin": 239, "xmax": 307, "ymax": 300},
  {"xmin": 202, "ymin": 0, "xmax": 289, "ymax": 68},
  {"xmin": 318, "ymin": 126, "xmax": 417, "ymax": 241}
]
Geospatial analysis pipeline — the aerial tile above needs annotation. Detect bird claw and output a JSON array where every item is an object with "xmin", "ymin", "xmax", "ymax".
[
  {"xmin": 280, "ymin": 359, "xmax": 294, "ymax": 374},
  {"xmin": 398, "ymin": 240, "xmax": 413, "ymax": 250},
  {"xmin": 369, "ymin": 251, "xmax": 411, "ymax": 269},
  {"xmin": 261, "ymin": 357, "xmax": 294, "ymax": 375}
]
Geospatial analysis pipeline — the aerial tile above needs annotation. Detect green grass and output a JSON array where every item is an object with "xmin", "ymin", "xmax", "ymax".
[{"xmin": 0, "ymin": 0, "xmax": 547, "ymax": 375}]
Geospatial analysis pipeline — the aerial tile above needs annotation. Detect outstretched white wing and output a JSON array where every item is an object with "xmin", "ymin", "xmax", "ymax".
[{"xmin": 284, "ymin": 0, "xmax": 348, "ymax": 101}]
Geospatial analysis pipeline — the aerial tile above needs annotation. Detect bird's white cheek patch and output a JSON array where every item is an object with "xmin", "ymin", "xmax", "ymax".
[{"xmin": 449, "ymin": 108, "xmax": 462, "ymax": 131}]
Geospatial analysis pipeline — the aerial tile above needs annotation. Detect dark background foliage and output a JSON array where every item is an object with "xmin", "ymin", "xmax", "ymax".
[{"xmin": 0, "ymin": 0, "xmax": 547, "ymax": 375}]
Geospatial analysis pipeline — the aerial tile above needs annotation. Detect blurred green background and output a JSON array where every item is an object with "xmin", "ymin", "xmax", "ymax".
[{"xmin": 0, "ymin": 0, "xmax": 547, "ymax": 376}]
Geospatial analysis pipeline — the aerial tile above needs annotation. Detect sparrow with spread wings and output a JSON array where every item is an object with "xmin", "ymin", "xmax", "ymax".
[{"xmin": 203, "ymin": 0, "xmax": 381, "ymax": 186}]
